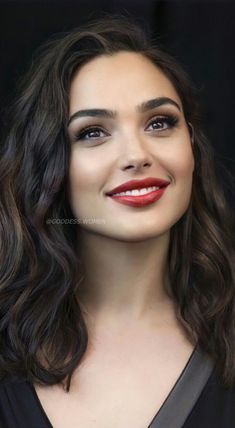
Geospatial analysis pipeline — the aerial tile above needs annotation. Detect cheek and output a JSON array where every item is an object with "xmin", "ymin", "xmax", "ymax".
[
  {"xmin": 160, "ymin": 141, "xmax": 194, "ymax": 181},
  {"xmin": 168, "ymin": 144, "xmax": 195, "ymax": 213},
  {"xmin": 68, "ymin": 150, "xmax": 106, "ymax": 203}
]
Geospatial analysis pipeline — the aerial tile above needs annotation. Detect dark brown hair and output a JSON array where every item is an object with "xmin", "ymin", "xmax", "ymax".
[{"xmin": 0, "ymin": 14, "xmax": 234, "ymax": 392}]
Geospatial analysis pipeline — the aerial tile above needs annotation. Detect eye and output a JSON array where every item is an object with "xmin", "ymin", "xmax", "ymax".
[
  {"xmin": 146, "ymin": 114, "xmax": 179, "ymax": 133},
  {"xmin": 74, "ymin": 126, "xmax": 109, "ymax": 142}
]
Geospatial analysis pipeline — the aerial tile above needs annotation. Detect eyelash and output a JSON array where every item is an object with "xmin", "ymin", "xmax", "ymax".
[{"xmin": 73, "ymin": 114, "xmax": 179, "ymax": 142}]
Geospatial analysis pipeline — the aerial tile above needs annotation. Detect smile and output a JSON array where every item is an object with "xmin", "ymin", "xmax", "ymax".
[
  {"xmin": 107, "ymin": 185, "xmax": 169, "ymax": 207},
  {"xmin": 113, "ymin": 186, "xmax": 159, "ymax": 196}
]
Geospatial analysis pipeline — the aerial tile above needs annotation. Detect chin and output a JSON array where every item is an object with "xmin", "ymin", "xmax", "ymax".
[{"xmin": 99, "ymin": 226, "xmax": 170, "ymax": 243}]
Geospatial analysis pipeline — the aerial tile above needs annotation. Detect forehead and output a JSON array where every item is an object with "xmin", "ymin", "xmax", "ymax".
[{"xmin": 69, "ymin": 51, "xmax": 182, "ymax": 115}]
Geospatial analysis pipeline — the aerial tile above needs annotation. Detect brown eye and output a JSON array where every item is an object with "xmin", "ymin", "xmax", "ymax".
[
  {"xmin": 146, "ymin": 115, "xmax": 179, "ymax": 132},
  {"xmin": 75, "ymin": 126, "xmax": 109, "ymax": 142}
]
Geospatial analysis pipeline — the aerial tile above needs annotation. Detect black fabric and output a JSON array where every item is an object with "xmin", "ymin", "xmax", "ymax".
[
  {"xmin": 148, "ymin": 343, "xmax": 214, "ymax": 427},
  {"xmin": 0, "ymin": 364, "xmax": 235, "ymax": 428},
  {"xmin": 0, "ymin": 376, "xmax": 52, "ymax": 428},
  {"xmin": 183, "ymin": 368, "xmax": 235, "ymax": 428}
]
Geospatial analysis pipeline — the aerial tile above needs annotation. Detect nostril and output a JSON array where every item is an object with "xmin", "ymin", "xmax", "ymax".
[{"xmin": 124, "ymin": 161, "xmax": 151, "ymax": 171}]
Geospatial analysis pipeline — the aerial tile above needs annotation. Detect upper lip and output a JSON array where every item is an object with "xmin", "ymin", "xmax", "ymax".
[{"xmin": 105, "ymin": 177, "xmax": 171, "ymax": 196}]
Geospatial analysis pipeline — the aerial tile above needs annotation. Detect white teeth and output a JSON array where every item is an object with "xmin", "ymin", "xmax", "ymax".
[{"xmin": 113, "ymin": 186, "xmax": 160, "ymax": 196}]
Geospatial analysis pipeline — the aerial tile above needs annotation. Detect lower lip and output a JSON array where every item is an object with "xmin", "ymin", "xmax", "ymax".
[{"xmin": 107, "ymin": 186, "xmax": 169, "ymax": 207}]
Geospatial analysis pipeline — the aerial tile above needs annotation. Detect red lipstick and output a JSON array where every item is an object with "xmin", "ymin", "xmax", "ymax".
[{"xmin": 105, "ymin": 177, "xmax": 170, "ymax": 207}]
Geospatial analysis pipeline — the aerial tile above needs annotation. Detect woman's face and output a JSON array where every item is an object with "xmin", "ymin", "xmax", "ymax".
[{"xmin": 67, "ymin": 51, "xmax": 194, "ymax": 241}]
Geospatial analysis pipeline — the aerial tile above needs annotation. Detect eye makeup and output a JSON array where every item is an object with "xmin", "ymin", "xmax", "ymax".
[
  {"xmin": 69, "ymin": 110, "xmax": 181, "ymax": 145},
  {"xmin": 145, "ymin": 113, "xmax": 179, "ymax": 133}
]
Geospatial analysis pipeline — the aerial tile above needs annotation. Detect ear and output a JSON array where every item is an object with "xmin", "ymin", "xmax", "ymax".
[{"xmin": 187, "ymin": 122, "xmax": 194, "ymax": 146}]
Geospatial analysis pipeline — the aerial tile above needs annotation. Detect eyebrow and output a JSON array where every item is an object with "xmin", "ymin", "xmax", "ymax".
[{"xmin": 67, "ymin": 97, "xmax": 181, "ymax": 126}]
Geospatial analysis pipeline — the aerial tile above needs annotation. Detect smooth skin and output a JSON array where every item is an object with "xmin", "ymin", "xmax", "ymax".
[{"xmin": 34, "ymin": 51, "xmax": 196, "ymax": 428}]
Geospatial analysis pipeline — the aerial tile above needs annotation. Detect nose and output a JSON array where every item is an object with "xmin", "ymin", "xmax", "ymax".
[
  {"xmin": 123, "ymin": 158, "xmax": 152, "ymax": 172},
  {"xmin": 118, "ymin": 132, "xmax": 153, "ymax": 172}
]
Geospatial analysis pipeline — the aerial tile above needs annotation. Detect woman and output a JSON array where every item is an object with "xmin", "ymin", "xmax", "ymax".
[{"xmin": 0, "ymin": 14, "xmax": 234, "ymax": 428}]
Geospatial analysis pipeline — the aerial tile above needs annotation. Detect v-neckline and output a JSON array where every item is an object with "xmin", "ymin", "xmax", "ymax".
[
  {"xmin": 147, "ymin": 342, "xmax": 214, "ymax": 427},
  {"xmin": 29, "ymin": 342, "xmax": 214, "ymax": 428}
]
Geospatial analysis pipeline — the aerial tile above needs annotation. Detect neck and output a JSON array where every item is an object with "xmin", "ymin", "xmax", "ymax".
[{"xmin": 76, "ymin": 229, "xmax": 175, "ymax": 331}]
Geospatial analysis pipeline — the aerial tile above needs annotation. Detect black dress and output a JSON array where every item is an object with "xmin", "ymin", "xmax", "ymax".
[{"xmin": 0, "ymin": 343, "xmax": 235, "ymax": 428}]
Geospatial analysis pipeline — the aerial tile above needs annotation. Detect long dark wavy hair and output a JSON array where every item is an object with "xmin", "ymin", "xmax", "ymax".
[{"xmin": 0, "ymin": 15, "xmax": 234, "ymax": 392}]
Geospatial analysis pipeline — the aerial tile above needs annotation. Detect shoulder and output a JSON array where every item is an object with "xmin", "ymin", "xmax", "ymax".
[
  {"xmin": 0, "ymin": 374, "xmax": 31, "ymax": 402},
  {"xmin": 0, "ymin": 375, "xmax": 50, "ymax": 427},
  {"xmin": 183, "ymin": 368, "xmax": 235, "ymax": 427}
]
